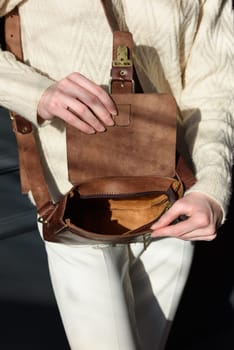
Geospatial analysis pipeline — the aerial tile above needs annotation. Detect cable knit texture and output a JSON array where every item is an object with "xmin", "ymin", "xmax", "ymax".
[{"xmin": 0, "ymin": 0, "xmax": 234, "ymax": 219}]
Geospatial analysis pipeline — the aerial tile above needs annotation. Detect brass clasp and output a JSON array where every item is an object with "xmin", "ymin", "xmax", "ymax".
[{"xmin": 113, "ymin": 45, "xmax": 132, "ymax": 67}]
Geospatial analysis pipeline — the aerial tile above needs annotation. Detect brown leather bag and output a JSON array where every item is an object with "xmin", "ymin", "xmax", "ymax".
[{"xmin": 4, "ymin": 6, "xmax": 195, "ymax": 246}]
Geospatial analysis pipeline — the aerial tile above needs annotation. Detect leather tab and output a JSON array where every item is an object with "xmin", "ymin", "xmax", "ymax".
[{"xmin": 114, "ymin": 104, "xmax": 130, "ymax": 126}]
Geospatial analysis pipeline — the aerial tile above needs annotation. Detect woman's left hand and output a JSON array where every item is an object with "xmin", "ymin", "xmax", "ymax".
[{"xmin": 150, "ymin": 192, "xmax": 223, "ymax": 241}]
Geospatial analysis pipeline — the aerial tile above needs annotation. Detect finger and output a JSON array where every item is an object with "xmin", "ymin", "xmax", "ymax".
[
  {"xmin": 53, "ymin": 103, "xmax": 96, "ymax": 134},
  {"xmin": 151, "ymin": 216, "xmax": 194, "ymax": 238},
  {"xmin": 59, "ymin": 78, "xmax": 115, "ymax": 127},
  {"xmin": 68, "ymin": 73, "xmax": 117, "ymax": 115},
  {"xmin": 151, "ymin": 216, "xmax": 217, "ymax": 240},
  {"xmin": 150, "ymin": 203, "xmax": 188, "ymax": 230},
  {"xmin": 151, "ymin": 210, "xmax": 213, "ymax": 237},
  {"xmin": 66, "ymin": 98, "xmax": 107, "ymax": 132},
  {"xmin": 178, "ymin": 231, "xmax": 217, "ymax": 241},
  {"xmin": 188, "ymin": 234, "xmax": 217, "ymax": 241},
  {"xmin": 75, "ymin": 88, "xmax": 115, "ymax": 127},
  {"xmin": 151, "ymin": 225, "xmax": 216, "ymax": 241},
  {"xmin": 178, "ymin": 221, "xmax": 217, "ymax": 240},
  {"xmin": 50, "ymin": 91, "xmax": 106, "ymax": 132}
]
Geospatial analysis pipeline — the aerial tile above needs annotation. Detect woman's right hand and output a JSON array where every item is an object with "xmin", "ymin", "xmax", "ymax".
[{"xmin": 37, "ymin": 72, "xmax": 117, "ymax": 134}]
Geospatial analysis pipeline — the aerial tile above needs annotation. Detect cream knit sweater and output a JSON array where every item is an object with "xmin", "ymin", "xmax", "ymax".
[{"xmin": 0, "ymin": 0, "xmax": 234, "ymax": 219}]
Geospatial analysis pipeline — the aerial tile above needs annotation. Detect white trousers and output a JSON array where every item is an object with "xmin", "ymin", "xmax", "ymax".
[{"xmin": 39, "ymin": 226, "xmax": 194, "ymax": 350}]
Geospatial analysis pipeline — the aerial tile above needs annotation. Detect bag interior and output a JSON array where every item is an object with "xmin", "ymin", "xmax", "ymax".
[{"xmin": 64, "ymin": 190, "xmax": 170, "ymax": 235}]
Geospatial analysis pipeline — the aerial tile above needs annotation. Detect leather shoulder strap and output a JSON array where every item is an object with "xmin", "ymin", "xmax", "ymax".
[
  {"xmin": 101, "ymin": 0, "xmax": 119, "ymax": 32},
  {"xmin": 11, "ymin": 114, "xmax": 55, "ymax": 218},
  {"xmin": 4, "ymin": 7, "xmax": 23, "ymax": 60},
  {"xmin": 111, "ymin": 31, "xmax": 134, "ymax": 94},
  {"xmin": 4, "ymin": 8, "xmax": 54, "ymax": 216}
]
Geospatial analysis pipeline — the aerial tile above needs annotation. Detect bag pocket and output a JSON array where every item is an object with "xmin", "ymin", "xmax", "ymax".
[{"xmin": 64, "ymin": 191, "xmax": 171, "ymax": 235}]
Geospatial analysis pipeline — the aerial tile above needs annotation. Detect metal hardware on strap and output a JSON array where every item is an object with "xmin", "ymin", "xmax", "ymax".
[
  {"xmin": 38, "ymin": 201, "xmax": 57, "ymax": 225},
  {"xmin": 9, "ymin": 111, "xmax": 15, "ymax": 120},
  {"xmin": 11, "ymin": 113, "xmax": 33, "ymax": 134},
  {"xmin": 113, "ymin": 45, "xmax": 132, "ymax": 67},
  {"xmin": 38, "ymin": 216, "xmax": 48, "ymax": 224},
  {"xmin": 143, "ymin": 233, "xmax": 152, "ymax": 251}
]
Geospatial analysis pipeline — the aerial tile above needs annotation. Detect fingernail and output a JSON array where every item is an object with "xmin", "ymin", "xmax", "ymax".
[
  {"xmin": 107, "ymin": 119, "xmax": 115, "ymax": 126},
  {"xmin": 86, "ymin": 127, "xmax": 96, "ymax": 134},
  {"xmin": 98, "ymin": 127, "xmax": 106, "ymax": 132}
]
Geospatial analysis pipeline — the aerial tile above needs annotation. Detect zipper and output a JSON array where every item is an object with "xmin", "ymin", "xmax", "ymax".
[{"xmin": 78, "ymin": 190, "xmax": 168, "ymax": 200}]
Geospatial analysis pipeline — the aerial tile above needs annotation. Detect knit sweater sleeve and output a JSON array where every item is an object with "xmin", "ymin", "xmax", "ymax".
[
  {"xmin": 179, "ymin": 0, "xmax": 234, "ymax": 220},
  {"xmin": 0, "ymin": 4, "xmax": 54, "ymax": 124},
  {"xmin": 0, "ymin": 48, "xmax": 54, "ymax": 124}
]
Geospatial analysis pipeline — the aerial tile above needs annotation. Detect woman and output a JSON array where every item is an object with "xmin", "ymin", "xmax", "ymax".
[{"xmin": 0, "ymin": 1, "xmax": 233, "ymax": 349}]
